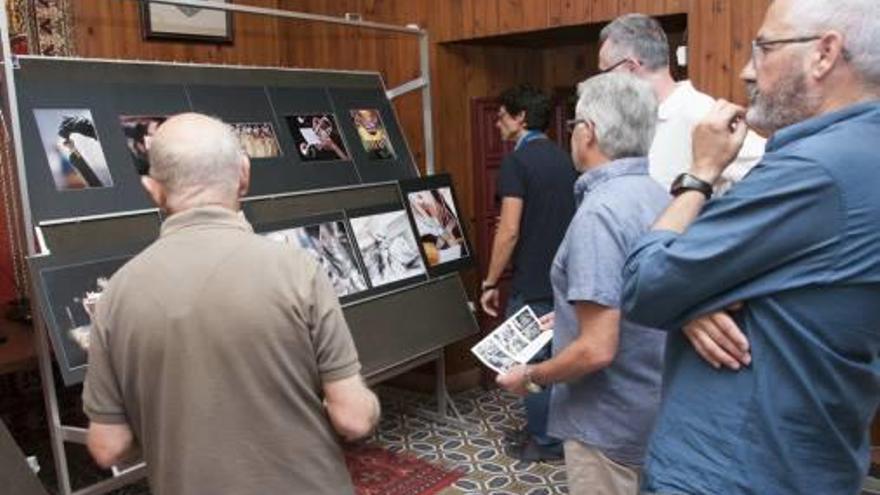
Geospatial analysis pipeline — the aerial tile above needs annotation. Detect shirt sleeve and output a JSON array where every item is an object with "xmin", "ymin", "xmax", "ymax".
[
  {"xmin": 565, "ymin": 205, "xmax": 628, "ymax": 308},
  {"xmin": 309, "ymin": 267, "xmax": 361, "ymax": 383},
  {"xmin": 622, "ymin": 157, "xmax": 842, "ymax": 330},
  {"xmin": 82, "ymin": 302, "xmax": 128, "ymax": 425},
  {"xmin": 497, "ymin": 155, "xmax": 526, "ymax": 199}
]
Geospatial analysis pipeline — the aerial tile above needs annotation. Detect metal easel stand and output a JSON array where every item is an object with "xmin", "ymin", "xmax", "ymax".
[{"xmin": 0, "ymin": 1, "xmax": 448, "ymax": 493}]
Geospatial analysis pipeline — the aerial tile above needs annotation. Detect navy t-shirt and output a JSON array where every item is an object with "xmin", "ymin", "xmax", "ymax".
[{"xmin": 497, "ymin": 138, "xmax": 577, "ymax": 302}]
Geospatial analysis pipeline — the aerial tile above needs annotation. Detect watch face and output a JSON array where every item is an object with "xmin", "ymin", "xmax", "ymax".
[{"xmin": 525, "ymin": 381, "xmax": 543, "ymax": 394}]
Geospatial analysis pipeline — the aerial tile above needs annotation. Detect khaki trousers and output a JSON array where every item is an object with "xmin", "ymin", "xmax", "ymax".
[{"xmin": 564, "ymin": 440, "xmax": 641, "ymax": 495}]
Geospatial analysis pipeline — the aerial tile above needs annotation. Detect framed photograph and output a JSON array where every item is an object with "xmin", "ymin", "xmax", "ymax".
[
  {"xmin": 348, "ymin": 206, "xmax": 427, "ymax": 289},
  {"xmin": 285, "ymin": 113, "xmax": 350, "ymax": 163},
  {"xmin": 230, "ymin": 122, "xmax": 282, "ymax": 160},
  {"xmin": 34, "ymin": 109, "xmax": 114, "ymax": 191},
  {"xmin": 141, "ymin": 1, "xmax": 234, "ymax": 43},
  {"xmin": 350, "ymin": 109, "xmax": 395, "ymax": 160},
  {"xmin": 258, "ymin": 215, "xmax": 369, "ymax": 302},
  {"xmin": 399, "ymin": 174, "xmax": 474, "ymax": 276},
  {"xmin": 119, "ymin": 115, "xmax": 168, "ymax": 175}
]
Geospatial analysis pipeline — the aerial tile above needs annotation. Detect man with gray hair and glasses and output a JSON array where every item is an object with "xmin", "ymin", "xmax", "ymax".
[
  {"xmin": 82, "ymin": 113, "xmax": 379, "ymax": 495},
  {"xmin": 599, "ymin": 13, "xmax": 766, "ymax": 194},
  {"xmin": 498, "ymin": 72, "xmax": 668, "ymax": 494},
  {"xmin": 622, "ymin": 0, "xmax": 880, "ymax": 493}
]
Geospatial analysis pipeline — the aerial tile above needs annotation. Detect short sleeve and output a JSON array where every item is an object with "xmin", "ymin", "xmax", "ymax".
[
  {"xmin": 82, "ymin": 303, "xmax": 127, "ymax": 425},
  {"xmin": 309, "ymin": 268, "xmax": 361, "ymax": 383},
  {"xmin": 564, "ymin": 205, "xmax": 627, "ymax": 308},
  {"xmin": 497, "ymin": 155, "xmax": 526, "ymax": 199}
]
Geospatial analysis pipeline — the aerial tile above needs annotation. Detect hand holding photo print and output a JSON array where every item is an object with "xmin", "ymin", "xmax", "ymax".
[{"xmin": 35, "ymin": 109, "xmax": 114, "ymax": 190}]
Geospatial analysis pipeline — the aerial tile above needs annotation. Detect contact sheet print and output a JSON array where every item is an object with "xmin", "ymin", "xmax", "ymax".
[{"xmin": 471, "ymin": 306, "xmax": 552, "ymax": 374}]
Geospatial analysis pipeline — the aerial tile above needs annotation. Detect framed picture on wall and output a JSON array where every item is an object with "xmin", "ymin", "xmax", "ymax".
[{"xmin": 141, "ymin": 0, "xmax": 234, "ymax": 43}]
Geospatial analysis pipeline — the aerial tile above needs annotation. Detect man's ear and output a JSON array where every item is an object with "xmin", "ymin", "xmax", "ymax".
[
  {"xmin": 238, "ymin": 156, "xmax": 251, "ymax": 198},
  {"xmin": 140, "ymin": 175, "xmax": 166, "ymax": 209},
  {"xmin": 513, "ymin": 110, "xmax": 528, "ymax": 128},
  {"xmin": 813, "ymin": 31, "xmax": 846, "ymax": 81}
]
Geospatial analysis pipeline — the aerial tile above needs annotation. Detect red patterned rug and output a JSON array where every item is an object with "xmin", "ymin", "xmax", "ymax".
[{"xmin": 344, "ymin": 444, "xmax": 463, "ymax": 495}]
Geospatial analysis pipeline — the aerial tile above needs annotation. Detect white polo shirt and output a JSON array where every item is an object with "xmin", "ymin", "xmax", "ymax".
[{"xmin": 649, "ymin": 80, "xmax": 766, "ymax": 194}]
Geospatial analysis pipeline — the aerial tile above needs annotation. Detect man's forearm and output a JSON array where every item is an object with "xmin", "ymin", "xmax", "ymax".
[
  {"xmin": 652, "ymin": 190, "xmax": 707, "ymax": 234},
  {"xmin": 485, "ymin": 230, "xmax": 517, "ymax": 284},
  {"xmin": 531, "ymin": 338, "xmax": 613, "ymax": 385}
]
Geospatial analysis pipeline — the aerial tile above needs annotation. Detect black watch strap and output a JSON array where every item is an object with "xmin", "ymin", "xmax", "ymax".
[{"xmin": 670, "ymin": 173, "xmax": 713, "ymax": 200}]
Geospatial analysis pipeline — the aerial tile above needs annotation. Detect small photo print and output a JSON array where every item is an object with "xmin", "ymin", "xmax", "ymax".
[
  {"xmin": 119, "ymin": 115, "xmax": 168, "ymax": 175},
  {"xmin": 350, "ymin": 210, "xmax": 426, "ymax": 287},
  {"xmin": 407, "ymin": 187, "xmax": 468, "ymax": 267},
  {"xmin": 492, "ymin": 322, "xmax": 531, "ymax": 355},
  {"xmin": 351, "ymin": 109, "xmax": 395, "ymax": 160},
  {"xmin": 34, "ymin": 109, "xmax": 114, "ymax": 190},
  {"xmin": 264, "ymin": 220, "xmax": 368, "ymax": 297},
  {"xmin": 230, "ymin": 122, "xmax": 282, "ymax": 159},
  {"xmin": 471, "ymin": 305, "xmax": 551, "ymax": 372},
  {"xmin": 286, "ymin": 113, "xmax": 349, "ymax": 162},
  {"xmin": 472, "ymin": 339, "xmax": 518, "ymax": 374}
]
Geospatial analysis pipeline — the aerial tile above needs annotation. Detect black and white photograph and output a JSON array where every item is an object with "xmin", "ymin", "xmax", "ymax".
[
  {"xmin": 350, "ymin": 209, "xmax": 426, "ymax": 288},
  {"xmin": 471, "ymin": 338, "xmax": 517, "ymax": 375},
  {"xmin": 514, "ymin": 306, "xmax": 544, "ymax": 340},
  {"xmin": 34, "ymin": 109, "xmax": 114, "ymax": 190},
  {"xmin": 286, "ymin": 113, "xmax": 350, "ymax": 162},
  {"xmin": 406, "ymin": 186, "xmax": 469, "ymax": 267},
  {"xmin": 231, "ymin": 122, "xmax": 282, "ymax": 159},
  {"xmin": 471, "ymin": 305, "xmax": 551, "ymax": 372},
  {"xmin": 492, "ymin": 322, "xmax": 531, "ymax": 355},
  {"xmin": 120, "ymin": 115, "xmax": 168, "ymax": 175},
  {"xmin": 264, "ymin": 220, "xmax": 368, "ymax": 298},
  {"xmin": 39, "ymin": 256, "xmax": 132, "ymax": 373},
  {"xmin": 351, "ymin": 109, "xmax": 395, "ymax": 160}
]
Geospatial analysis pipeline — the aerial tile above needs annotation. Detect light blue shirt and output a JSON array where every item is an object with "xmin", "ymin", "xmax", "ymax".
[
  {"xmin": 622, "ymin": 101, "xmax": 880, "ymax": 494},
  {"xmin": 547, "ymin": 157, "xmax": 669, "ymax": 466}
]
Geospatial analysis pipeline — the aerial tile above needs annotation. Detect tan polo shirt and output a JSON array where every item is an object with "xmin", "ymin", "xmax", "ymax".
[{"xmin": 83, "ymin": 206, "xmax": 360, "ymax": 495}]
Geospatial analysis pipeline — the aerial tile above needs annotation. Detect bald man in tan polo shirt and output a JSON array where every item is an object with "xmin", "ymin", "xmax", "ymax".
[{"xmin": 82, "ymin": 113, "xmax": 379, "ymax": 495}]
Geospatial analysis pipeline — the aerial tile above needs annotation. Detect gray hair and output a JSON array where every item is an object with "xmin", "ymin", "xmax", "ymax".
[
  {"xmin": 599, "ymin": 14, "xmax": 669, "ymax": 71},
  {"xmin": 148, "ymin": 113, "xmax": 244, "ymax": 206},
  {"xmin": 575, "ymin": 73, "xmax": 658, "ymax": 159},
  {"xmin": 783, "ymin": 0, "xmax": 880, "ymax": 88}
]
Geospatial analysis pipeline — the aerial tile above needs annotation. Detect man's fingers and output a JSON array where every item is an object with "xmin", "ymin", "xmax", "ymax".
[
  {"xmin": 700, "ymin": 315, "xmax": 748, "ymax": 364},
  {"xmin": 684, "ymin": 325, "xmax": 721, "ymax": 369},
  {"xmin": 711, "ymin": 311, "xmax": 749, "ymax": 352},
  {"xmin": 695, "ymin": 327, "xmax": 742, "ymax": 370}
]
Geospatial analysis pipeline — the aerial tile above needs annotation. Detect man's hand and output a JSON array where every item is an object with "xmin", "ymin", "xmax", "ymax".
[
  {"xmin": 538, "ymin": 311, "xmax": 555, "ymax": 332},
  {"xmin": 480, "ymin": 288, "xmax": 500, "ymax": 317},
  {"xmin": 684, "ymin": 306, "xmax": 751, "ymax": 370},
  {"xmin": 496, "ymin": 365, "xmax": 528, "ymax": 396},
  {"xmin": 691, "ymin": 100, "xmax": 749, "ymax": 184}
]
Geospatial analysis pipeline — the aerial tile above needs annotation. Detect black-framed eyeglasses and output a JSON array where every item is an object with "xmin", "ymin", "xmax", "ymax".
[
  {"xmin": 751, "ymin": 35, "xmax": 822, "ymax": 62},
  {"xmin": 565, "ymin": 118, "xmax": 590, "ymax": 133},
  {"xmin": 599, "ymin": 58, "xmax": 632, "ymax": 74}
]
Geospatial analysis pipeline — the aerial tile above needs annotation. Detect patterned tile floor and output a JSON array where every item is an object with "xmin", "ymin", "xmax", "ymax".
[{"xmin": 374, "ymin": 386, "xmax": 568, "ymax": 495}]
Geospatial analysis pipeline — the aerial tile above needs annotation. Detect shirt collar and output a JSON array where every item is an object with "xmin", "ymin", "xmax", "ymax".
[
  {"xmin": 160, "ymin": 205, "xmax": 253, "ymax": 238},
  {"xmin": 658, "ymin": 80, "xmax": 696, "ymax": 121},
  {"xmin": 515, "ymin": 130, "xmax": 546, "ymax": 151},
  {"xmin": 766, "ymin": 100, "xmax": 880, "ymax": 153},
  {"xmin": 575, "ymin": 156, "xmax": 650, "ymax": 201}
]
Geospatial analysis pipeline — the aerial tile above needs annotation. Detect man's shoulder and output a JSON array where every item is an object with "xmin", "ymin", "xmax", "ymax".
[{"xmin": 663, "ymin": 81, "xmax": 715, "ymax": 121}]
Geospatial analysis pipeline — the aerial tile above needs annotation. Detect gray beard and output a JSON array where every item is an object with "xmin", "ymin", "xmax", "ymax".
[{"xmin": 745, "ymin": 70, "xmax": 818, "ymax": 133}]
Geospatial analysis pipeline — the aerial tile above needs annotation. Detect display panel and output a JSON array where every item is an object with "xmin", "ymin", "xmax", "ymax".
[
  {"xmin": 348, "ymin": 206, "xmax": 427, "ymax": 289},
  {"xmin": 33, "ymin": 254, "xmax": 134, "ymax": 385},
  {"xmin": 261, "ymin": 216, "xmax": 369, "ymax": 300},
  {"xmin": 399, "ymin": 174, "xmax": 474, "ymax": 276},
  {"xmin": 34, "ymin": 109, "xmax": 114, "ymax": 191},
  {"xmin": 350, "ymin": 109, "xmax": 395, "ymax": 160},
  {"xmin": 285, "ymin": 113, "xmax": 350, "ymax": 162}
]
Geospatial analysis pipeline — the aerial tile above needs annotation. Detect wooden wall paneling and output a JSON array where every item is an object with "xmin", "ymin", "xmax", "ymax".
[
  {"xmin": 432, "ymin": 0, "xmax": 464, "ymax": 41},
  {"xmin": 689, "ymin": 0, "xmax": 734, "ymax": 100},
  {"xmin": 521, "ymin": 0, "xmax": 551, "ymax": 32},
  {"xmin": 665, "ymin": 0, "xmax": 691, "ymax": 13},
  {"xmin": 498, "ymin": 0, "xmax": 526, "ymax": 34},
  {"xmin": 560, "ymin": 0, "xmax": 592, "ymax": 26},
  {"xmin": 729, "ymin": 0, "xmax": 771, "ymax": 105},
  {"xmin": 463, "ymin": 0, "xmax": 480, "ymax": 38},
  {"xmin": 590, "ymin": 0, "xmax": 620, "ymax": 23},
  {"xmin": 619, "ymin": 0, "xmax": 669, "ymax": 16},
  {"xmin": 481, "ymin": 0, "xmax": 501, "ymax": 37},
  {"xmin": 549, "ymin": 0, "xmax": 565, "ymax": 26}
]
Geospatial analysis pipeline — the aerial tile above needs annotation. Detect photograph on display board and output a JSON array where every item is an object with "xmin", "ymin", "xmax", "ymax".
[
  {"xmin": 119, "ymin": 115, "xmax": 168, "ymax": 175},
  {"xmin": 230, "ymin": 122, "xmax": 282, "ymax": 159},
  {"xmin": 39, "ymin": 256, "xmax": 132, "ymax": 374},
  {"xmin": 350, "ymin": 109, "xmax": 395, "ymax": 160},
  {"xmin": 263, "ymin": 220, "xmax": 368, "ymax": 298},
  {"xmin": 34, "ymin": 109, "xmax": 114, "ymax": 190},
  {"xmin": 349, "ymin": 209, "xmax": 426, "ymax": 288},
  {"xmin": 285, "ymin": 113, "xmax": 349, "ymax": 162}
]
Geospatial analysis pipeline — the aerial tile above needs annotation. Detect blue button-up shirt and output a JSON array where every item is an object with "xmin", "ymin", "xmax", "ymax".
[
  {"xmin": 622, "ymin": 101, "xmax": 880, "ymax": 494},
  {"xmin": 548, "ymin": 157, "xmax": 669, "ymax": 467}
]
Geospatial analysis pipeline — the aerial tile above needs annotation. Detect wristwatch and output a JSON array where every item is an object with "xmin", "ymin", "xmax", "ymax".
[
  {"xmin": 670, "ymin": 173, "xmax": 713, "ymax": 200},
  {"xmin": 524, "ymin": 365, "xmax": 543, "ymax": 394}
]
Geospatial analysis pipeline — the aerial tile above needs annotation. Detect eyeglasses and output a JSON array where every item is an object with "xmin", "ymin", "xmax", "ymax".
[
  {"xmin": 565, "ymin": 118, "xmax": 590, "ymax": 133},
  {"xmin": 599, "ymin": 58, "xmax": 632, "ymax": 74},
  {"xmin": 750, "ymin": 35, "xmax": 822, "ymax": 63}
]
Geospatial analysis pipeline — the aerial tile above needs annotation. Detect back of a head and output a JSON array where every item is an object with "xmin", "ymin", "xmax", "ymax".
[
  {"xmin": 498, "ymin": 84, "xmax": 552, "ymax": 131},
  {"xmin": 148, "ymin": 113, "xmax": 244, "ymax": 208},
  {"xmin": 575, "ymin": 73, "xmax": 658, "ymax": 160},
  {"xmin": 600, "ymin": 14, "xmax": 670, "ymax": 71},
  {"xmin": 783, "ymin": 0, "xmax": 880, "ymax": 91}
]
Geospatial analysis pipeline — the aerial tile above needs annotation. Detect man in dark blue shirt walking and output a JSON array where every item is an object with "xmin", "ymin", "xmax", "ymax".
[{"xmin": 621, "ymin": 0, "xmax": 880, "ymax": 493}]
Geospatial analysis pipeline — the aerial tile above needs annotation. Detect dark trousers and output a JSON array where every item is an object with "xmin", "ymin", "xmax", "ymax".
[{"xmin": 506, "ymin": 292, "xmax": 561, "ymax": 448}]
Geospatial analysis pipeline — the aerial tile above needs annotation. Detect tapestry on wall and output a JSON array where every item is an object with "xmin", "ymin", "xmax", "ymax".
[{"xmin": 6, "ymin": 0, "xmax": 75, "ymax": 56}]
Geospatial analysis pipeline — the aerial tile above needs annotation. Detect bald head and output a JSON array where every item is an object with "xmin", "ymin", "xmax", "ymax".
[{"xmin": 146, "ymin": 113, "xmax": 248, "ymax": 213}]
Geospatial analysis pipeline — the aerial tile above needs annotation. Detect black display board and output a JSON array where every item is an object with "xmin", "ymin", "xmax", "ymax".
[{"xmin": 14, "ymin": 57, "xmax": 418, "ymax": 222}]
